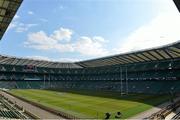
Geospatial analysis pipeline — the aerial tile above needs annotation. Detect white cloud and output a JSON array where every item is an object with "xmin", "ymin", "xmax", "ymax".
[
  {"xmin": 7, "ymin": 21, "xmax": 38, "ymax": 32},
  {"xmin": 26, "ymin": 56, "xmax": 80, "ymax": 62},
  {"xmin": 54, "ymin": 44, "xmax": 74, "ymax": 52},
  {"xmin": 26, "ymin": 56, "xmax": 50, "ymax": 61},
  {"xmin": 25, "ymin": 28, "xmax": 74, "ymax": 52},
  {"xmin": 57, "ymin": 58, "xmax": 80, "ymax": 62},
  {"xmin": 28, "ymin": 11, "xmax": 34, "ymax": 15},
  {"xmin": 93, "ymin": 36, "xmax": 108, "ymax": 43},
  {"xmin": 75, "ymin": 36, "xmax": 109, "ymax": 56},
  {"xmin": 16, "ymin": 23, "xmax": 38, "ymax": 32},
  {"xmin": 115, "ymin": 10, "xmax": 180, "ymax": 53},
  {"xmin": 25, "ymin": 28, "xmax": 109, "ymax": 57},
  {"xmin": 25, "ymin": 31, "xmax": 57, "ymax": 50},
  {"xmin": 50, "ymin": 27, "xmax": 73, "ymax": 42}
]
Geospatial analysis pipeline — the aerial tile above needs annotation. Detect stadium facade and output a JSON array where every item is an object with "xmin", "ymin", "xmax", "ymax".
[
  {"xmin": 0, "ymin": 41, "xmax": 179, "ymax": 94},
  {"xmin": 0, "ymin": 0, "xmax": 180, "ymax": 94}
]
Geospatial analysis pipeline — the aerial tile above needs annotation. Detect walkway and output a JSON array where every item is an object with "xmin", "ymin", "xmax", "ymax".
[
  {"xmin": 0, "ymin": 91, "xmax": 63, "ymax": 119},
  {"xmin": 130, "ymin": 96, "xmax": 180, "ymax": 119}
]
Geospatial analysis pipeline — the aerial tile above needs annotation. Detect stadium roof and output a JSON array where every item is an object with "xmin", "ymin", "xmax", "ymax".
[
  {"xmin": 77, "ymin": 41, "xmax": 180, "ymax": 67},
  {"xmin": 174, "ymin": 0, "xmax": 180, "ymax": 12},
  {"xmin": 0, "ymin": 41, "xmax": 179, "ymax": 68},
  {"xmin": 0, "ymin": 0, "xmax": 22, "ymax": 40},
  {"xmin": 0, "ymin": 55, "xmax": 82, "ymax": 68}
]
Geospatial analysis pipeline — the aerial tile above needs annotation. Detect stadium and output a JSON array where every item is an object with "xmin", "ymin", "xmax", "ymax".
[{"xmin": 0, "ymin": 0, "xmax": 180, "ymax": 119}]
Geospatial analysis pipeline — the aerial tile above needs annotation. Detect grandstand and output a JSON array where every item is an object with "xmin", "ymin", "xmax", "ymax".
[
  {"xmin": 0, "ymin": 94, "xmax": 31, "ymax": 119},
  {"xmin": 0, "ymin": 41, "xmax": 179, "ymax": 94},
  {"xmin": 0, "ymin": 0, "xmax": 179, "ymax": 94},
  {"xmin": 0, "ymin": 0, "xmax": 180, "ymax": 119}
]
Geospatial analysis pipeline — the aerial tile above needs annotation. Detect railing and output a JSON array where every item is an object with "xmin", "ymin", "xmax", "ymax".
[
  {"xmin": 172, "ymin": 111, "xmax": 180, "ymax": 119},
  {"xmin": 148, "ymin": 99, "xmax": 180, "ymax": 119},
  {"xmin": 0, "ymin": 95, "xmax": 28, "ymax": 119}
]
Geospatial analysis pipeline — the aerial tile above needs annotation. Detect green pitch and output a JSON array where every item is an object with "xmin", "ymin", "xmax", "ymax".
[{"xmin": 10, "ymin": 89, "xmax": 169, "ymax": 119}]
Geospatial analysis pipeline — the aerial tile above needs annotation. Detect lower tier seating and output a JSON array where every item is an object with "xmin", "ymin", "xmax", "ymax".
[{"xmin": 0, "ymin": 80, "xmax": 180, "ymax": 94}]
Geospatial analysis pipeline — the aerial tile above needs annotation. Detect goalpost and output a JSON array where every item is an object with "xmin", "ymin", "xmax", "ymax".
[
  {"xmin": 126, "ymin": 66, "xmax": 128, "ymax": 95},
  {"xmin": 120, "ymin": 66, "xmax": 128, "ymax": 96},
  {"xmin": 120, "ymin": 67, "xmax": 123, "ymax": 96},
  {"xmin": 43, "ymin": 74, "xmax": 46, "ymax": 89}
]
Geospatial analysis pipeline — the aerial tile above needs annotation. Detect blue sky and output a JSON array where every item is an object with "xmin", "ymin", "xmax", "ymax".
[{"xmin": 0, "ymin": 0, "xmax": 180, "ymax": 62}]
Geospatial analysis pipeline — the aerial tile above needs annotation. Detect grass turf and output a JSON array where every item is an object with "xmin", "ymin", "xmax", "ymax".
[{"xmin": 10, "ymin": 89, "xmax": 170, "ymax": 119}]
